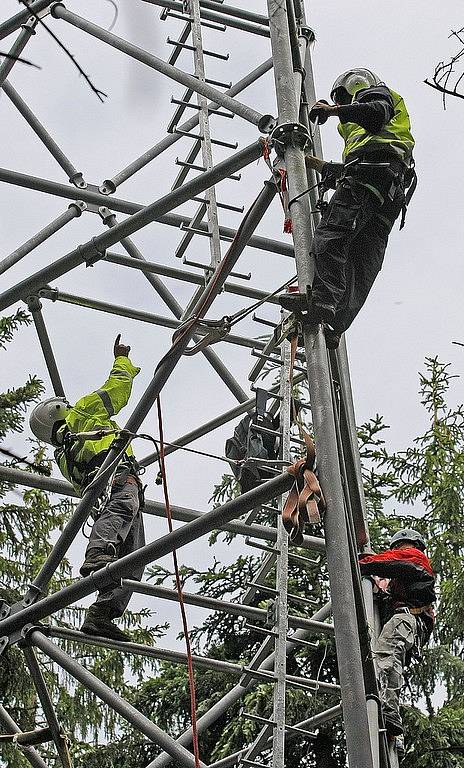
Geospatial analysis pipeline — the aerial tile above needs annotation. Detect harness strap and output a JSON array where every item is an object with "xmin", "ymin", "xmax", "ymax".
[
  {"xmin": 400, "ymin": 167, "xmax": 417, "ymax": 230},
  {"xmin": 281, "ymin": 335, "xmax": 326, "ymax": 544}
]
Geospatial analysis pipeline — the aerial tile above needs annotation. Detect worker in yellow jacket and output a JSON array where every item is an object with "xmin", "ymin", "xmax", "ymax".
[
  {"xmin": 280, "ymin": 68, "xmax": 416, "ymax": 349},
  {"xmin": 30, "ymin": 335, "xmax": 144, "ymax": 641}
]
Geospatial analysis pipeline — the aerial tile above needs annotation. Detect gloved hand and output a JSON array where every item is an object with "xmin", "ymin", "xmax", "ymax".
[
  {"xmin": 114, "ymin": 334, "xmax": 131, "ymax": 358},
  {"xmin": 309, "ymin": 100, "xmax": 336, "ymax": 125},
  {"xmin": 305, "ymin": 154, "xmax": 326, "ymax": 173}
]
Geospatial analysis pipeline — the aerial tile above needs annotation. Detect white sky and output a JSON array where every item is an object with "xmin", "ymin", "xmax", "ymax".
[{"xmin": 1, "ymin": 0, "xmax": 463, "ymax": 643}]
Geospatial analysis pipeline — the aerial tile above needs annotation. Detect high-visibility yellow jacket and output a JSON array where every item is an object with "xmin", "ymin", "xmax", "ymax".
[
  {"xmin": 54, "ymin": 356, "xmax": 140, "ymax": 494},
  {"xmin": 338, "ymin": 88, "xmax": 415, "ymax": 163}
]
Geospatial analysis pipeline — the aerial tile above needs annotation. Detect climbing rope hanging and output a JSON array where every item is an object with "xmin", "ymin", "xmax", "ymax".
[{"xmin": 156, "ymin": 396, "xmax": 202, "ymax": 768}]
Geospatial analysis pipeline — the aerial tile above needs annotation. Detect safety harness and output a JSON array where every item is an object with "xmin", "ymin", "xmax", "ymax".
[{"xmin": 282, "ymin": 334, "xmax": 326, "ymax": 543}]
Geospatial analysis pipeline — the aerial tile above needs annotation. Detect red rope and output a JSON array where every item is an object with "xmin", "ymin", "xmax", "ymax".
[{"xmin": 156, "ymin": 396, "xmax": 201, "ymax": 768}]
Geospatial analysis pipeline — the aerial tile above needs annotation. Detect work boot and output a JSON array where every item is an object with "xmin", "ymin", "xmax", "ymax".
[
  {"xmin": 323, "ymin": 326, "xmax": 341, "ymax": 350},
  {"xmin": 384, "ymin": 714, "xmax": 403, "ymax": 736},
  {"xmin": 80, "ymin": 605, "xmax": 131, "ymax": 642},
  {"xmin": 278, "ymin": 290, "xmax": 336, "ymax": 327},
  {"xmin": 395, "ymin": 735, "xmax": 405, "ymax": 761},
  {"xmin": 79, "ymin": 547, "xmax": 117, "ymax": 578}
]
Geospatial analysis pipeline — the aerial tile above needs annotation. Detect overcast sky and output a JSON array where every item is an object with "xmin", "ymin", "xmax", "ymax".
[{"xmin": 1, "ymin": 0, "xmax": 463, "ymax": 641}]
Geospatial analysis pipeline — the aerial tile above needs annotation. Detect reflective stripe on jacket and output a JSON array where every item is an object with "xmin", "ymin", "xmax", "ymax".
[
  {"xmin": 54, "ymin": 356, "xmax": 140, "ymax": 494},
  {"xmin": 338, "ymin": 87, "xmax": 415, "ymax": 163}
]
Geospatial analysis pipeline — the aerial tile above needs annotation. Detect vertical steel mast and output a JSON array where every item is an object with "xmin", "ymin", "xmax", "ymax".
[{"xmin": 0, "ymin": 1, "xmax": 395, "ymax": 766}]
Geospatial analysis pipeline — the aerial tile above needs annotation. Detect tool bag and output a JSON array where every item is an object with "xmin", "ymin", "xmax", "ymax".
[{"xmin": 225, "ymin": 390, "xmax": 279, "ymax": 494}]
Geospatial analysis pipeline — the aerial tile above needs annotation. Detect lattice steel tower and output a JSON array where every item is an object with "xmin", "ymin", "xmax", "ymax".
[{"xmin": 0, "ymin": 1, "xmax": 399, "ymax": 767}]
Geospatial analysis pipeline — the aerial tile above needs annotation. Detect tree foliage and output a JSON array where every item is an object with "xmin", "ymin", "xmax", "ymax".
[{"xmin": 2, "ymin": 310, "xmax": 463, "ymax": 767}]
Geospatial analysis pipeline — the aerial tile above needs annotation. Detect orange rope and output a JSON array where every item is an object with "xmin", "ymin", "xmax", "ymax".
[{"xmin": 156, "ymin": 396, "xmax": 201, "ymax": 768}]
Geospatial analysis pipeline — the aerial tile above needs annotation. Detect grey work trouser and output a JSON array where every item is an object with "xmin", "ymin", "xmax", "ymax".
[
  {"xmin": 85, "ymin": 479, "xmax": 145, "ymax": 618},
  {"xmin": 373, "ymin": 612, "xmax": 417, "ymax": 725}
]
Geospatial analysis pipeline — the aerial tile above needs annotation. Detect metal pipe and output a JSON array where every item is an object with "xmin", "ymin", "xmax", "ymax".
[
  {"xmin": 145, "ymin": 0, "xmax": 269, "ymax": 37},
  {"xmin": 0, "ymin": 167, "xmax": 293, "ymax": 257},
  {"xmin": 49, "ymin": 626, "xmax": 244, "ymax": 675},
  {"xmin": 30, "ymin": 631, "xmax": 208, "ymax": 768},
  {"xmin": 103, "ymin": 251, "xmax": 281, "ymax": 305},
  {"xmin": 0, "ymin": 22, "xmax": 37, "ymax": 89},
  {"xmin": 0, "ymin": 472, "xmax": 295, "ymax": 636},
  {"xmin": 27, "ymin": 295, "xmax": 66, "ymax": 398},
  {"xmin": 0, "ymin": 204, "xmax": 80, "ymax": 276},
  {"xmin": 146, "ymin": 602, "xmax": 332, "ymax": 768},
  {"xmin": 266, "ymin": 2, "xmax": 373, "ymax": 766},
  {"xmin": 0, "ymin": 139, "xmax": 264, "ymax": 312},
  {"xmin": 23, "ymin": 647, "xmax": 72, "ymax": 768},
  {"xmin": 38, "ymin": 286, "xmax": 266, "ymax": 352},
  {"xmin": 103, "ymin": 57, "xmax": 273, "ymax": 191},
  {"xmin": 145, "ymin": 0, "xmax": 269, "ymax": 27},
  {"xmin": 0, "ymin": 0, "xmax": 51, "ymax": 41},
  {"xmin": 51, "ymin": 4, "xmax": 273, "ymax": 130},
  {"xmin": 332, "ymin": 340, "xmax": 370, "ymax": 547},
  {"xmin": 123, "ymin": 579, "xmax": 334, "ymax": 635},
  {"xmin": 210, "ymin": 704, "xmax": 343, "ymax": 768},
  {"xmin": 0, "ymin": 464, "xmax": 325, "ymax": 552},
  {"xmin": 2, "ymin": 82, "xmax": 83, "ymax": 185},
  {"xmin": 0, "ymin": 703, "xmax": 49, "ymax": 768}
]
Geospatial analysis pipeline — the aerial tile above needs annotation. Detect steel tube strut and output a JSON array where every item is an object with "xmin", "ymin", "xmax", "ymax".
[
  {"xmin": 0, "ymin": 704, "xmax": 49, "ymax": 768},
  {"xmin": 2, "ymin": 82, "xmax": 83, "ymax": 185},
  {"xmin": 51, "ymin": 4, "xmax": 273, "ymax": 130},
  {"xmin": 0, "ymin": 23, "xmax": 37, "ymax": 89},
  {"xmin": 0, "ymin": 139, "xmax": 264, "ymax": 312},
  {"xmin": 104, "ymin": 57, "xmax": 272, "ymax": 191},
  {"xmin": 331, "ymin": 340, "xmax": 370, "ymax": 547},
  {"xmin": 145, "ymin": 0, "xmax": 269, "ymax": 27},
  {"xmin": 49, "ymin": 627, "xmax": 338, "ymax": 693},
  {"xmin": 30, "ymin": 631, "xmax": 207, "ymax": 768},
  {"xmin": 265, "ymin": 1, "xmax": 373, "ymax": 766},
  {"xmin": 145, "ymin": 0, "xmax": 269, "ymax": 37},
  {"xmin": 0, "ymin": 0, "xmax": 51, "ymax": 41},
  {"xmin": 27, "ymin": 295, "xmax": 66, "ymax": 398},
  {"xmin": 50, "ymin": 626, "xmax": 245, "ymax": 675},
  {"xmin": 103, "ymin": 251, "xmax": 281, "ymax": 304},
  {"xmin": 124, "ymin": 579, "xmax": 334, "ymax": 635},
  {"xmin": 0, "ymin": 167, "xmax": 293, "ymax": 257},
  {"xmin": 37, "ymin": 287, "xmax": 266, "ymax": 351},
  {"xmin": 0, "ymin": 205, "xmax": 80, "ymax": 276},
  {"xmin": 209, "ymin": 705, "xmax": 343, "ymax": 768},
  {"xmin": 103, "ymin": 223, "xmax": 249, "ymax": 406},
  {"xmin": 141, "ymin": 373, "xmax": 302, "ymax": 466},
  {"xmin": 0, "ymin": 472, "xmax": 294, "ymax": 637},
  {"xmin": 0, "ymin": 464, "xmax": 325, "ymax": 552},
  {"xmin": 23, "ymin": 647, "xmax": 72, "ymax": 768},
  {"xmin": 146, "ymin": 603, "xmax": 332, "ymax": 768}
]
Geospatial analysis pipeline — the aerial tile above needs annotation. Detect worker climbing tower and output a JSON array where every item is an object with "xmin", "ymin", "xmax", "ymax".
[{"xmin": 0, "ymin": 1, "xmax": 400, "ymax": 767}]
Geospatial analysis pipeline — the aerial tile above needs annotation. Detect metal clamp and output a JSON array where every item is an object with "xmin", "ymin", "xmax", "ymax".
[
  {"xmin": 78, "ymin": 237, "xmax": 106, "ymax": 268},
  {"xmin": 270, "ymin": 121, "xmax": 311, "ymax": 153},
  {"xmin": 183, "ymin": 317, "xmax": 232, "ymax": 356}
]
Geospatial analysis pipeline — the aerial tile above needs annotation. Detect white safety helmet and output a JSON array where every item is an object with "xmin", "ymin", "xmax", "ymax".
[
  {"xmin": 29, "ymin": 397, "xmax": 70, "ymax": 445},
  {"xmin": 389, "ymin": 529, "xmax": 427, "ymax": 552},
  {"xmin": 330, "ymin": 68, "xmax": 382, "ymax": 103}
]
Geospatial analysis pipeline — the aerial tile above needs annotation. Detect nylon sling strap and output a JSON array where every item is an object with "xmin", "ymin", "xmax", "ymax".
[{"xmin": 281, "ymin": 334, "xmax": 326, "ymax": 545}]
